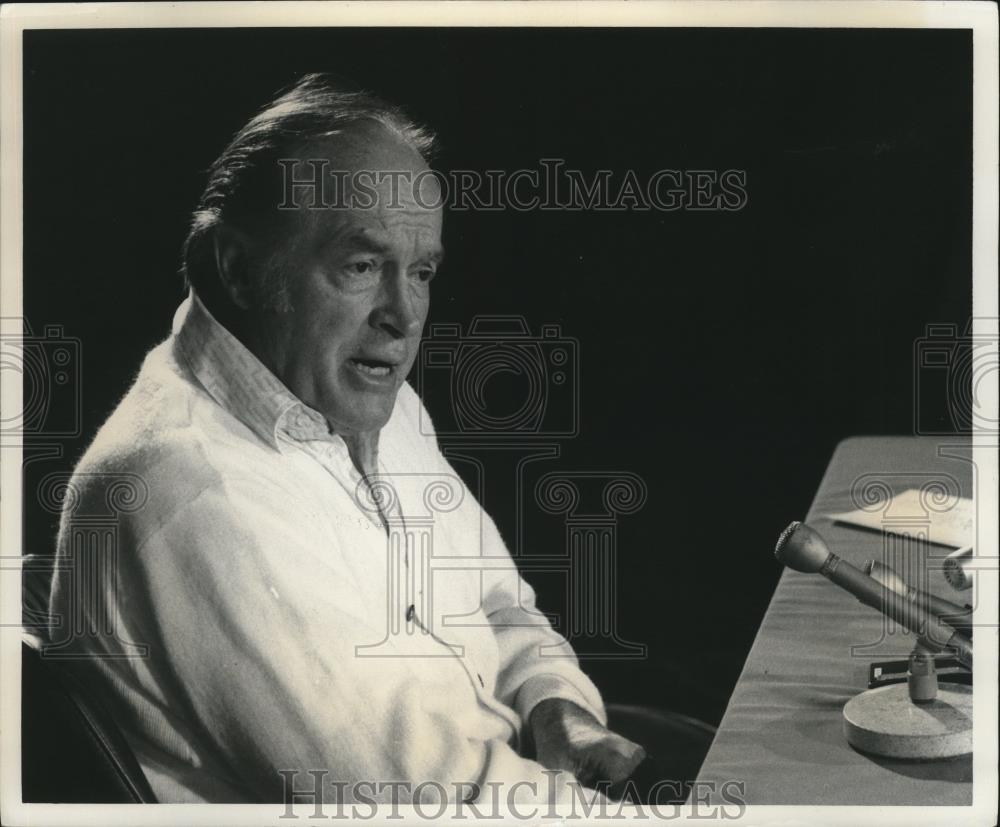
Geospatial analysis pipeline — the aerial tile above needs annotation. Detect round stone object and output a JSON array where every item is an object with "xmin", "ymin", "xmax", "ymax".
[{"xmin": 843, "ymin": 683, "xmax": 972, "ymax": 759}]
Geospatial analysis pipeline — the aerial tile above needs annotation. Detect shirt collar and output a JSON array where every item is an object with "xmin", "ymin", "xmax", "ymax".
[{"xmin": 173, "ymin": 292, "xmax": 335, "ymax": 451}]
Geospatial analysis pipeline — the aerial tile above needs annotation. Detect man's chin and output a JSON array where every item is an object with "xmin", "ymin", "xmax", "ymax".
[{"xmin": 325, "ymin": 393, "xmax": 399, "ymax": 436}]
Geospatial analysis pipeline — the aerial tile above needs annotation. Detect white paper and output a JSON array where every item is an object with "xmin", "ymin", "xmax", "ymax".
[{"xmin": 830, "ymin": 488, "xmax": 974, "ymax": 548}]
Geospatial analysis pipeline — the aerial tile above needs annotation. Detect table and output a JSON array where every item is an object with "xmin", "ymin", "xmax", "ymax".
[{"xmin": 696, "ymin": 436, "xmax": 974, "ymax": 805}]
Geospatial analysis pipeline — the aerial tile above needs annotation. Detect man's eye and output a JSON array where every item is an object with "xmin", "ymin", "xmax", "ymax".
[
  {"xmin": 346, "ymin": 260, "xmax": 379, "ymax": 277},
  {"xmin": 416, "ymin": 267, "xmax": 437, "ymax": 283}
]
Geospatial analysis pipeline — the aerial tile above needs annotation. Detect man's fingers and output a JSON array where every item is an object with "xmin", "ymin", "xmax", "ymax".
[
  {"xmin": 602, "ymin": 734, "xmax": 645, "ymax": 768},
  {"xmin": 537, "ymin": 748, "xmax": 574, "ymax": 776},
  {"xmin": 619, "ymin": 741, "xmax": 646, "ymax": 774},
  {"xmin": 535, "ymin": 725, "xmax": 648, "ymax": 788},
  {"xmin": 605, "ymin": 742, "xmax": 646, "ymax": 782},
  {"xmin": 577, "ymin": 738, "xmax": 647, "ymax": 786}
]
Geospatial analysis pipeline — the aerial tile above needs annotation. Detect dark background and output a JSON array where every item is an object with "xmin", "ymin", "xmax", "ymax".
[{"xmin": 23, "ymin": 28, "xmax": 972, "ymax": 728}]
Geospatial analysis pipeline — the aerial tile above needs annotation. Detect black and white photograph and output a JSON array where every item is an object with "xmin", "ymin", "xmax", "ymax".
[{"xmin": 1, "ymin": 2, "xmax": 997, "ymax": 825}]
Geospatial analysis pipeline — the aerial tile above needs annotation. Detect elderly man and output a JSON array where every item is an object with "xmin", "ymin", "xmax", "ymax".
[{"xmin": 47, "ymin": 74, "xmax": 646, "ymax": 806}]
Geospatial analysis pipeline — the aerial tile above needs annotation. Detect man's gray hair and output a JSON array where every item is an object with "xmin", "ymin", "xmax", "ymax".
[{"xmin": 181, "ymin": 73, "xmax": 437, "ymax": 310}]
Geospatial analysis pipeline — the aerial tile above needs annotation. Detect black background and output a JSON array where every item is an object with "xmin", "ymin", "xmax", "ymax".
[{"xmin": 23, "ymin": 28, "xmax": 971, "ymax": 727}]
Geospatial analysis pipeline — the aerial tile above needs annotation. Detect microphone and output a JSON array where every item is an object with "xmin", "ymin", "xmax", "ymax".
[
  {"xmin": 864, "ymin": 560, "xmax": 973, "ymax": 636},
  {"xmin": 943, "ymin": 545, "xmax": 975, "ymax": 591},
  {"xmin": 775, "ymin": 522, "xmax": 972, "ymax": 670}
]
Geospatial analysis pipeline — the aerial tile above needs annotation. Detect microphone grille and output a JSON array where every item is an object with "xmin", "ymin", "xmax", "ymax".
[
  {"xmin": 943, "ymin": 546, "xmax": 974, "ymax": 591},
  {"xmin": 774, "ymin": 521, "xmax": 801, "ymax": 559}
]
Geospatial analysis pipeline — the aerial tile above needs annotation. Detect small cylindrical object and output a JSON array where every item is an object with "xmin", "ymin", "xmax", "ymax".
[
  {"xmin": 943, "ymin": 546, "xmax": 974, "ymax": 591},
  {"xmin": 907, "ymin": 647, "xmax": 938, "ymax": 703}
]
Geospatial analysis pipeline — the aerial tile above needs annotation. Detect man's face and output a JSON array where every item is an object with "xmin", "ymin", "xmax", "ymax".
[{"xmin": 248, "ymin": 126, "xmax": 443, "ymax": 436}]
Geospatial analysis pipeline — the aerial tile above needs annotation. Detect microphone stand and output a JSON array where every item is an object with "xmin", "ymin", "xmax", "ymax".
[
  {"xmin": 862, "ymin": 560, "xmax": 973, "ymax": 698},
  {"xmin": 774, "ymin": 521, "xmax": 974, "ymax": 760}
]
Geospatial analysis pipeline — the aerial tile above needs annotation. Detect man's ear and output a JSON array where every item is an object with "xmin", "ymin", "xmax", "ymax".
[{"xmin": 213, "ymin": 223, "xmax": 255, "ymax": 310}]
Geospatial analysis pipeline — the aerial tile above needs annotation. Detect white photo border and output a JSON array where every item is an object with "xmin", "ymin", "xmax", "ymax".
[{"xmin": 1, "ymin": 2, "xmax": 997, "ymax": 825}]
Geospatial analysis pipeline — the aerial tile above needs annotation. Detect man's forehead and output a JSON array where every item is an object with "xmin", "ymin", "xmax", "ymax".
[
  {"xmin": 292, "ymin": 128, "xmax": 441, "ymax": 211},
  {"xmin": 331, "ymin": 224, "xmax": 446, "ymax": 261},
  {"xmin": 296, "ymin": 123, "xmax": 427, "ymax": 179},
  {"xmin": 282, "ymin": 185, "xmax": 442, "ymax": 252}
]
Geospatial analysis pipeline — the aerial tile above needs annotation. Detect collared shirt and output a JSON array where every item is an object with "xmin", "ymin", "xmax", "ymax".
[{"xmin": 47, "ymin": 294, "xmax": 606, "ymax": 804}]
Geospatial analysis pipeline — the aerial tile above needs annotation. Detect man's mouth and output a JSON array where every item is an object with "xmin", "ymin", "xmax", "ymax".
[{"xmin": 349, "ymin": 357, "xmax": 395, "ymax": 378}]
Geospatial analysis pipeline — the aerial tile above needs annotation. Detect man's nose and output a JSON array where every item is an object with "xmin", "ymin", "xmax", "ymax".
[{"xmin": 369, "ymin": 273, "xmax": 423, "ymax": 339}]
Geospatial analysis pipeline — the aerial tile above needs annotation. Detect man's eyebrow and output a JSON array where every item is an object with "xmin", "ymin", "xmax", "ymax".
[
  {"xmin": 322, "ymin": 231, "xmax": 445, "ymax": 264},
  {"xmin": 333, "ymin": 231, "xmax": 391, "ymax": 255},
  {"xmin": 425, "ymin": 247, "xmax": 446, "ymax": 265}
]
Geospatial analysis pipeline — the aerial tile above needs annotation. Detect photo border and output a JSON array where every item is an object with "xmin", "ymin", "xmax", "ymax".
[{"xmin": 2, "ymin": 2, "xmax": 997, "ymax": 825}]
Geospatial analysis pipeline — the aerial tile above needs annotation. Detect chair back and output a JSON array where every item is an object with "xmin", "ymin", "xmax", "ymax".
[{"xmin": 21, "ymin": 641, "xmax": 157, "ymax": 803}]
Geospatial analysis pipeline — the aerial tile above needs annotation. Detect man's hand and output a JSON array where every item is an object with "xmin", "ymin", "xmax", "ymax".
[{"xmin": 529, "ymin": 698, "xmax": 646, "ymax": 790}]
